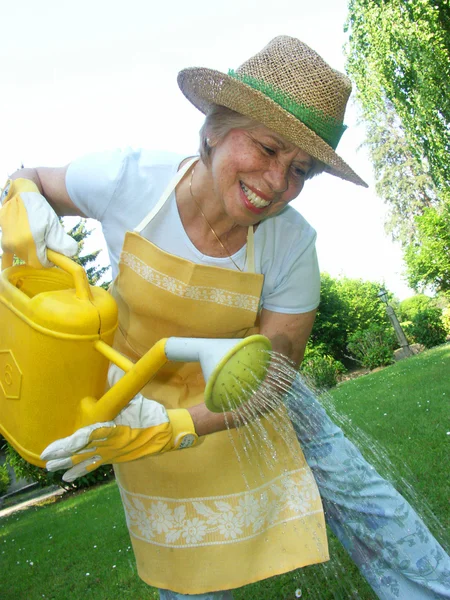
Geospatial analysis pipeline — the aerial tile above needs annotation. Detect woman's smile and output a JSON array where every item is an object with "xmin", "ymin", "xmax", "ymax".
[{"xmin": 239, "ymin": 181, "xmax": 272, "ymax": 213}]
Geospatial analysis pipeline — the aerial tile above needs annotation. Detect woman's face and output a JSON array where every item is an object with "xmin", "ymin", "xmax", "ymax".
[{"xmin": 208, "ymin": 125, "xmax": 313, "ymax": 225}]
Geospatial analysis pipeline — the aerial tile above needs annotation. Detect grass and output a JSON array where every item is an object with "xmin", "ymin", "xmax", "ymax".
[
  {"xmin": 1, "ymin": 344, "xmax": 449, "ymax": 600},
  {"xmin": 328, "ymin": 342, "xmax": 450, "ymax": 527}
]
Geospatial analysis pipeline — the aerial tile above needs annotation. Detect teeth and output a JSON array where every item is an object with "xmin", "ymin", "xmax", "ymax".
[{"xmin": 240, "ymin": 182, "xmax": 271, "ymax": 208}]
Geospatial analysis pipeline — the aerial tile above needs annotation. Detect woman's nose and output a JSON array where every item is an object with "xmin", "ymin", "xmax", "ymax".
[{"xmin": 264, "ymin": 162, "xmax": 289, "ymax": 193}]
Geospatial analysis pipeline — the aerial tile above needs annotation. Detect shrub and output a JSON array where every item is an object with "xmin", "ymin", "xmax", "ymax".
[
  {"xmin": 310, "ymin": 274, "xmax": 389, "ymax": 363},
  {"xmin": 300, "ymin": 352, "xmax": 346, "ymax": 389},
  {"xmin": 398, "ymin": 294, "xmax": 434, "ymax": 321},
  {"xmin": 441, "ymin": 307, "xmax": 450, "ymax": 337},
  {"xmin": 408, "ymin": 308, "xmax": 448, "ymax": 348},
  {"xmin": 0, "ymin": 463, "xmax": 11, "ymax": 496},
  {"xmin": 399, "ymin": 320, "xmax": 415, "ymax": 345},
  {"xmin": 346, "ymin": 324, "xmax": 396, "ymax": 370},
  {"xmin": 4, "ymin": 443, "xmax": 114, "ymax": 491}
]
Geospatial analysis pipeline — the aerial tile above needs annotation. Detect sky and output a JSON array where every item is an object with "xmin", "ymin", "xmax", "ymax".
[{"xmin": 0, "ymin": 0, "xmax": 415, "ymax": 300}]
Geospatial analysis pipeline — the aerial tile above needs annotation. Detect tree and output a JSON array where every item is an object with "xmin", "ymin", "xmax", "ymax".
[
  {"xmin": 345, "ymin": 0, "xmax": 450, "ymax": 194},
  {"xmin": 66, "ymin": 219, "xmax": 111, "ymax": 287},
  {"xmin": 363, "ymin": 100, "xmax": 439, "ymax": 245},
  {"xmin": 404, "ymin": 204, "xmax": 450, "ymax": 295},
  {"xmin": 345, "ymin": 1, "xmax": 450, "ymax": 297}
]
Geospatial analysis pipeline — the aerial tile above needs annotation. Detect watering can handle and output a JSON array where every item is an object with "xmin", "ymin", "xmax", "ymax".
[
  {"xmin": 46, "ymin": 250, "xmax": 93, "ymax": 301},
  {"xmin": 1, "ymin": 248, "xmax": 93, "ymax": 302}
]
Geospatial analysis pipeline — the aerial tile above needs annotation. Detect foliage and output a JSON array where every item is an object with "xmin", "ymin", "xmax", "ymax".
[
  {"xmin": 347, "ymin": 323, "xmax": 396, "ymax": 369},
  {"xmin": 405, "ymin": 307, "xmax": 448, "ymax": 348},
  {"xmin": 362, "ymin": 100, "xmax": 440, "ymax": 246},
  {"xmin": 311, "ymin": 274, "xmax": 389, "ymax": 362},
  {"xmin": 0, "ymin": 463, "xmax": 11, "ymax": 495},
  {"xmin": 345, "ymin": 1, "xmax": 450, "ymax": 300},
  {"xmin": 345, "ymin": 0, "xmax": 450, "ymax": 193},
  {"xmin": 337, "ymin": 277, "xmax": 388, "ymax": 332},
  {"xmin": 66, "ymin": 218, "xmax": 111, "ymax": 287},
  {"xmin": 309, "ymin": 274, "xmax": 348, "ymax": 359},
  {"xmin": 4, "ymin": 443, "xmax": 114, "ymax": 491},
  {"xmin": 398, "ymin": 294, "xmax": 434, "ymax": 321},
  {"xmin": 345, "ymin": 0, "xmax": 450, "ymax": 302},
  {"xmin": 404, "ymin": 204, "xmax": 450, "ymax": 295},
  {"xmin": 442, "ymin": 307, "xmax": 450, "ymax": 336},
  {"xmin": 300, "ymin": 350, "xmax": 346, "ymax": 390}
]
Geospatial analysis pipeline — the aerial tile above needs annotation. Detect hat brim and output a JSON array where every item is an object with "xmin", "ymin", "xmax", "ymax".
[{"xmin": 178, "ymin": 67, "xmax": 368, "ymax": 188}]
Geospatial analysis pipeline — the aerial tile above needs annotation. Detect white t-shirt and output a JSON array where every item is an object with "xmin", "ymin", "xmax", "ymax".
[{"xmin": 66, "ymin": 148, "xmax": 320, "ymax": 314}]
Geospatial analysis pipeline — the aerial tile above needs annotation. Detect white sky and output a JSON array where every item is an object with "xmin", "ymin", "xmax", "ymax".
[{"xmin": 0, "ymin": 0, "xmax": 415, "ymax": 299}]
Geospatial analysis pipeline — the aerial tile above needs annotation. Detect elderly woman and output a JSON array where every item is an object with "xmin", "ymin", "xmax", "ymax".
[{"xmin": 1, "ymin": 36, "xmax": 449, "ymax": 600}]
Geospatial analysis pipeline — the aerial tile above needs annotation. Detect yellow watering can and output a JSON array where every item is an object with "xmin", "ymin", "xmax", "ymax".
[{"xmin": 0, "ymin": 250, "xmax": 271, "ymax": 467}]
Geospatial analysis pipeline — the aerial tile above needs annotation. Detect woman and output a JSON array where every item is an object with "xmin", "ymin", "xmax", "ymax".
[{"xmin": 1, "ymin": 36, "xmax": 449, "ymax": 599}]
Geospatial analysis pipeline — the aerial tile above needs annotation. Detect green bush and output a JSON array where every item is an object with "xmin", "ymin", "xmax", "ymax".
[
  {"xmin": 300, "ymin": 351, "xmax": 346, "ymax": 389},
  {"xmin": 5, "ymin": 443, "xmax": 114, "ymax": 491},
  {"xmin": 441, "ymin": 307, "xmax": 450, "ymax": 336},
  {"xmin": 0, "ymin": 463, "xmax": 11, "ymax": 495},
  {"xmin": 310, "ymin": 274, "xmax": 390, "ymax": 363},
  {"xmin": 346, "ymin": 324, "xmax": 396, "ymax": 370},
  {"xmin": 398, "ymin": 294, "xmax": 434, "ymax": 321},
  {"xmin": 399, "ymin": 320, "xmax": 415, "ymax": 345},
  {"xmin": 408, "ymin": 308, "xmax": 448, "ymax": 348}
]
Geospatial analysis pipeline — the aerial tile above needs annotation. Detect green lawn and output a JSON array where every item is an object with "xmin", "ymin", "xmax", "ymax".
[{"xmin": 1, "ymin": 344, "xmax": 449, "ymax": 600}]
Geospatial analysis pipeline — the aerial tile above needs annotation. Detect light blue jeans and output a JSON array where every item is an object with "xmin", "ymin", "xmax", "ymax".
[{"xmin": 159, "ymin": 379, "xmax": 450, "ymax": 600}]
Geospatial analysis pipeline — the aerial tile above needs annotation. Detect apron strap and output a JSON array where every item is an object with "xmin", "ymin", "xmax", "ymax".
[
  {"xmin": 246, "ymin": 225, "xmax": 255, "ymax": 273},
  {"xmin": 133, "ymin": 155, "xmax": 256, "ymax": 274},
  {"xmin": 134, "ymin": 157, "xmax": 198, "ymax": 233}
]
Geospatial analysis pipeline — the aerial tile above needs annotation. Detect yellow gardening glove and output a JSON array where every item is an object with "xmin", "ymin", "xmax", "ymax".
[
  {"xmin": 41, "ymin": 399, "xmax": 198, "ymax": 482},
  {"xmin": 0, "ymin": 178, "xmax": 78, "ymax": 268},
  {"xmin": 41, "ymin": 364, "xmax": 198, "ymax": 482}
]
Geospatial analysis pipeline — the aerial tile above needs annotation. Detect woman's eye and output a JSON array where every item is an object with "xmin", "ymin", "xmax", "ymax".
[
  {"xmin": 261, "ymin": 144, "xmax": 276, "ymax": 156},
  {"xmin": 292, "ymin": 165, "xmax": 306, "ymax": 178}
]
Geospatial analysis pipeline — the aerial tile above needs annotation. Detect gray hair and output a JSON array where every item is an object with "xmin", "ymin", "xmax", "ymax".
[{"xmin": 199, "ymin": 104, "xmax": 325, "ymax": 180}]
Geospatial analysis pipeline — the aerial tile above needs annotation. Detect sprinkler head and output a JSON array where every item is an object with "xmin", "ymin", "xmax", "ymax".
[
  {"xmin": 203, "ymin": 335, "xmax": 272, "ymax": 413},
  {"xmin": 164, "ymin": 335, "xmax": 272, "ymax": 413}
]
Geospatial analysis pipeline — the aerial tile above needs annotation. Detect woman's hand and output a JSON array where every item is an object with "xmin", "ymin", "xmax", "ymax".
[
  {"xmin": 41, "ymin": 395, "xmax": 199, "ymax": 482},
  {"xmin": 0, "ymin": 178, "xmax": 78, "ymax": 268}
]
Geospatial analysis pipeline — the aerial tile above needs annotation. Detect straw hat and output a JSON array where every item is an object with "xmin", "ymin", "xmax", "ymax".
[{"xmin": 178, "ymin": 36, "xmax": 367, "ymax": 187}]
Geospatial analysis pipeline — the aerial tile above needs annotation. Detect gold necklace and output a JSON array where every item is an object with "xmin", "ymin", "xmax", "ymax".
[{"xmin": 189, "ymin": 166, "xmax": 243, "ymax": 271}]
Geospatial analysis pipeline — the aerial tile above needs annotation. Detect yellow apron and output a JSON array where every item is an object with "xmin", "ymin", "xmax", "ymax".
[{"xmin": 112, "ymin": 158, "xmax": 328, "ymax": 594}]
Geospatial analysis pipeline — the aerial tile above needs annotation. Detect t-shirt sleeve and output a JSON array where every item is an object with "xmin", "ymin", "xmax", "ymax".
[
  {"xmin": 65, "ymin": 149, "xmax": 130, "ymax": 221},
  {"xmin": 261, "ymin": 224, "xmax": 321, "ymax": 314}
]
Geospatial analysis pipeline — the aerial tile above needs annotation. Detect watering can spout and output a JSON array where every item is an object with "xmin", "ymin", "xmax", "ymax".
[{"xmin": 165, "ymin": 335, "xmax": 272, "ymax": 413}]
